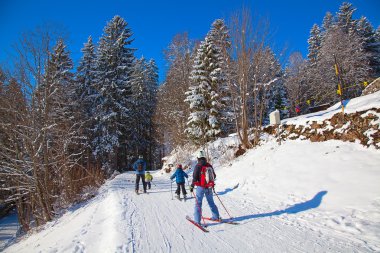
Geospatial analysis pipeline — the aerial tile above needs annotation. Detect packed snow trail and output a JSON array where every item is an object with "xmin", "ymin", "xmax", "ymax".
[
  {"xmin": 4, "ymin": 90, "xmax": 380, "ymax": 252},
  {"xmin": 6, "ymin": 157, "xmax": 376, "ymax": 252}
]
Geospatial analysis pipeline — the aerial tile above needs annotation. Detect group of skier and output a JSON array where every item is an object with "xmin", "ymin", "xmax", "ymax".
[
  {"xmin": 133, "ymin": 150, "xmax": 221, "ymax": 227},
  {"xmin": 133, "ymin": 155, "xmax": 153, "ymax": 194}
]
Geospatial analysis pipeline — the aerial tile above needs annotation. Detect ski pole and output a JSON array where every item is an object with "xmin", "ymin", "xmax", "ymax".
[
  {"xmin": 171, "ymin": 180, "xmax": 173, "ymax": 200},
  {"xmin": 192, "ymin": 189, "xmax": 207, "ymax": 227},
  {"xmin": 213, "ymin": 188, "xmax": 233, "ymax": 219}
]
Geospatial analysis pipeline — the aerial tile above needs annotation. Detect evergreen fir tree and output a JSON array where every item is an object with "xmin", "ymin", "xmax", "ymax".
[
  {"xmin": 129, "ymin": 57, "xmax": 157, "ymax": 156},
  {"xmin": 185, "ymin": 80, "xmax": 208, "ymax": 144},
  {"xmin": 77, "ymin": 36, "xmax": 97, "ymax": 110},
  {"xmin": 145, "ymin": 59, "xmax": 159, "ymax": 163},
  {"xmin": 185, "ymin": 37, "xmax": 223, "ymax": 144},
  {"xmin": 356, "ymin": 17, "xmax": 380, "ymax": 78},
  {"xmin": 93, "ymin": 15, "xmax": 135, "ymax": 171},
  {"xmin": 208, "ymin": 19, "xmax": 231, "ymax": 55},
  {"xmin": 307, "ymin": 24, "xmax": 322, "ymax": 64},
  {"xmin": 269, "ymin": 79, "xmax": 290, "ymax": 121},
  {"xmin": 129, "ymin": 58, "xmax": 147, "ymax": 154},
  {"xmin": 47, "ymin": 39, "xmax": 74, "ymax": 121},
  {"xmin": 337, "ymin": 2, "xmax": 356, "ymax": 34},
  {"xmin": 39, "ymin": 39, "xmax": 77, "ymax": 197},
  {"xmin": 322, "ymin": 11, "xmax": 334, "ymax": 31},
  {"xmin": 207, "ymin": 19, "xmax": 234, "ymax": 135},
  {"xmin": 76, "ymin": 36, "xmax": 98, "ymax": 157}
]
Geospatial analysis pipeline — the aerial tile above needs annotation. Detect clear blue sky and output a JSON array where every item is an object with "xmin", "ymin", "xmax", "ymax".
[{"xmin": 1, "ymin": 0, "xmax": 379, "ymax": 82}]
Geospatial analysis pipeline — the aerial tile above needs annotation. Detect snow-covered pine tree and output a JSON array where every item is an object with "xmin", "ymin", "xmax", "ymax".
[
  {"xmin": 185, "ymin": 86, "xmax": 207, "ymax": 145},
  {"xmin": 145, "ymin": 59, "xmax": 159, "ymax": 164},
  {"xmin": 75, "ymin": 36, "xmax": 98, "ymax": 165},
  {"xmin": 267, "ymin": 78, "xmax": 290, "ymax": 123},
  {"xmin": 304, "ymin": 3, "xmax": 375, "ymax": 105},
  {"xmin": 376, "ymin": 26, "xmax": 380, "ymax": 76},
  {"xmin": 356, "ymin": 16, "xmax": 380, "ymax": 78},
  {"xmin": 307, "ymin": 24, "xmax": 322, "ymax": 64},
  {"xmin": 322, "ymin": 11, "xmax": 334, "ymax": 32},
  {"xmin": 129, "ymin": 57, "xmax": 147, "ymax": 157},
  {"xmin": 376, "ymin": 26, "xmax": 380, "ymax": 41},
  {"xmin": 207, "ymin": 19, "xmax": 234, "ymax": 136},
  {"xmin": 186, "ymin": 41, "xmax": 212, "ymax": 145},
  {"xmin": 318, "ymin": 25, "xmax": 370, "ymax": 100},
  {"xmin": 47, "ymin": 39, "xmax": 74, "ymax": 122},
  {"xmin": 129, "ymin": 57, "xmax": 158, "ymax": 160},
  {"xmin": 93, "ymin": 15, "xmax": 135, "ymax": 172},
  {"xmin": 39, "ymin": 38, "xmax": 76, "ymax": 218},
  {"xmin": 337, "ymin": 2, "xmax": 356, "ymax": 34},
  {"xmin": 273, "ymin": 84, "xmax": 289, "ymax": 113},
  {"xmin": 185, "ymin": 36, "xmax": 223, "ymax": 145},
  {"xmin": 77, "ymin": 36, "xmax": 97, "ymax": 114}
]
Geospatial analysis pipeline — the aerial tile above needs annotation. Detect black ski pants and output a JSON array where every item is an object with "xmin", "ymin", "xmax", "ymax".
[
  {"xmin": 175, "ymin": 182, "xmax": 187, "ymax": 196},
  {"xmin": 135, "ymin": 174, "xmax": 146, "ymax": 192}
]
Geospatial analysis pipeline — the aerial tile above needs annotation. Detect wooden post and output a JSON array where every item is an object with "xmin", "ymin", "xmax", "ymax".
[{"xmin": 333, "ymin": 54, "xmax": 345, "ymax": 115}]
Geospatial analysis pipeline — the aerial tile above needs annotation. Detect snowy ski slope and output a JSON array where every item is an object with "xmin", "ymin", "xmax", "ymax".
[{"xmin": 4, "ymin": 91, "xmax": 380, "ymax": 252}]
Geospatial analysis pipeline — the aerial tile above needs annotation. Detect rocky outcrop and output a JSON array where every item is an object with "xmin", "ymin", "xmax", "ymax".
[
  {"xmin": 263, "ymin": 108, "xmax": 380, "ymax": 149},
  {"xmin": 362, "ymin": 77, "xmax": 380, "ymax": 96}
]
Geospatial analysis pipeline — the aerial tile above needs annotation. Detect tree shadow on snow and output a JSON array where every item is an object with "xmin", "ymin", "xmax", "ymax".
[{"xmin": 231, "ymin": 191, "xmax": 328, "ymax": 223}]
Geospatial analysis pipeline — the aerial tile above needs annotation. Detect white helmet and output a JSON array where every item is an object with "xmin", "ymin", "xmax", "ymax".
[{"xmin": 197, "ymin": 150, "xmax": 206, "ymax": 158}]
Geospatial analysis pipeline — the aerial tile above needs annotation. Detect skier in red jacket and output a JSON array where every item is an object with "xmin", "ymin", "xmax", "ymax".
[{"xmin": 190, "ymin": 150, "xmax": 220, "ymax": 224}]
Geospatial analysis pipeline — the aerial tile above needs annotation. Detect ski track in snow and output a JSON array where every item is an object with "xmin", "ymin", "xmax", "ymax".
[
  {"xmin": 5, "ymin": 170, "xmax": 375, "ymax": 253},
  {"xmin": 4, "ymin": 91, "xmax": 380, "ymax": 253}
]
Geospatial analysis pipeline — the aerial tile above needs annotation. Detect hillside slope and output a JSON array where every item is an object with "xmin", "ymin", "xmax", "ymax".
[
  {"xmin": 4, "ymin": 138, "xmax": 379, "ymax": 252},
  {"xmin": 4, "ymin": 92, "xmax": 380, "ymax": 253}
]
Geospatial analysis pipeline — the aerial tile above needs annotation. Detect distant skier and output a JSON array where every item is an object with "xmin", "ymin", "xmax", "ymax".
[
  {"xmin": 145, "ymin": 172, "xmax": 153, "ymax": 190},
  {"xmin": 170, "ymin": 164, "xmax": 188, "ymax": 199},
  {"xmin": 133, "ymin": 155, "xmax": 147, "ymax": 194},
  {"xmin": 190, "ymin": 150, "xmax": 220, "ymax": 224},
  {"xmin": 295, "ymin": 105, "xmax": 301, "ymax": 115}
]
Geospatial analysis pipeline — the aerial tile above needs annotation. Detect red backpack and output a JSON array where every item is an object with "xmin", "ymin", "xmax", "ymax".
[{"xmin": 196, "ymin": 163, "xmax": 215, "ymax": 188}]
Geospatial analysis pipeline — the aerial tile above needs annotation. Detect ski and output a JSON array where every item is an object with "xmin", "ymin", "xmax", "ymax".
[
  {"xmin": 202, "ymin": 217, "xmax": 239, "ymax": 225},
  {"xmin": 135, "ymin": 191, "xmax": 148, "ymax": 195},
  {"xmin": 186, "ymin": 216, "xmax": 209, "ymax": 232}
]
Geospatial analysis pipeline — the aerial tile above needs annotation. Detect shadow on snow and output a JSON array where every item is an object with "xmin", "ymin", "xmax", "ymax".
[
  {"xmin": 234, "ymin": 190, "xmax": 327, "ymax": 222},
  {"xmin": 216, "ymin": 184, "xmax": 239, "ymax": 195},
  {"xmin": 208, "ymin": 191, "xmax": 327, "ymax": 226}
]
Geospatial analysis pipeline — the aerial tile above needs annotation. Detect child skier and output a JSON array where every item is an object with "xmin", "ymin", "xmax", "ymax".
[
  {"xmin": 145, "ymin": 172, "xmax": 153, "ymax": 189},
  {"xmin": 170, "ymin": 164, "xmax": 188, "ymax": 200}
]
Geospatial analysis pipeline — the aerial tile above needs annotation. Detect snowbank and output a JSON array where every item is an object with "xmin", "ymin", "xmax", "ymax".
[{"xmin": 283, "ymin": 90, "xmax": 380, "ymax": 125}]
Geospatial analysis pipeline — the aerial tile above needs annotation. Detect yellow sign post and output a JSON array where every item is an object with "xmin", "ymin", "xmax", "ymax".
[{"xmin": 333, "ymin": 54, "xmax": 345, "ymax": 114}]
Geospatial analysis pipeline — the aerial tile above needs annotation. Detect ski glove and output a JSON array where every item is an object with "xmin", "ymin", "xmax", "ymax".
[{"xmin": 189, "ymin": 185, "xmax": 194, "ymax": 192}]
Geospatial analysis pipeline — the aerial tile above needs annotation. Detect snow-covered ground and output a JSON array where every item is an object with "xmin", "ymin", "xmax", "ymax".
[
  {"xmin": 0, "ymin": 210, "xmax": 19, "ymax": 251},
  {"xmin": 282, "ymin": 90, "xmax": 380, "ymax": 125},
  {"xmin": 3, "ymin": 91, "xmax": 380, "ymax": 252},
  {"xmin": 3, "ymin": 138, "xmax": 379, "ymax": 252}
]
